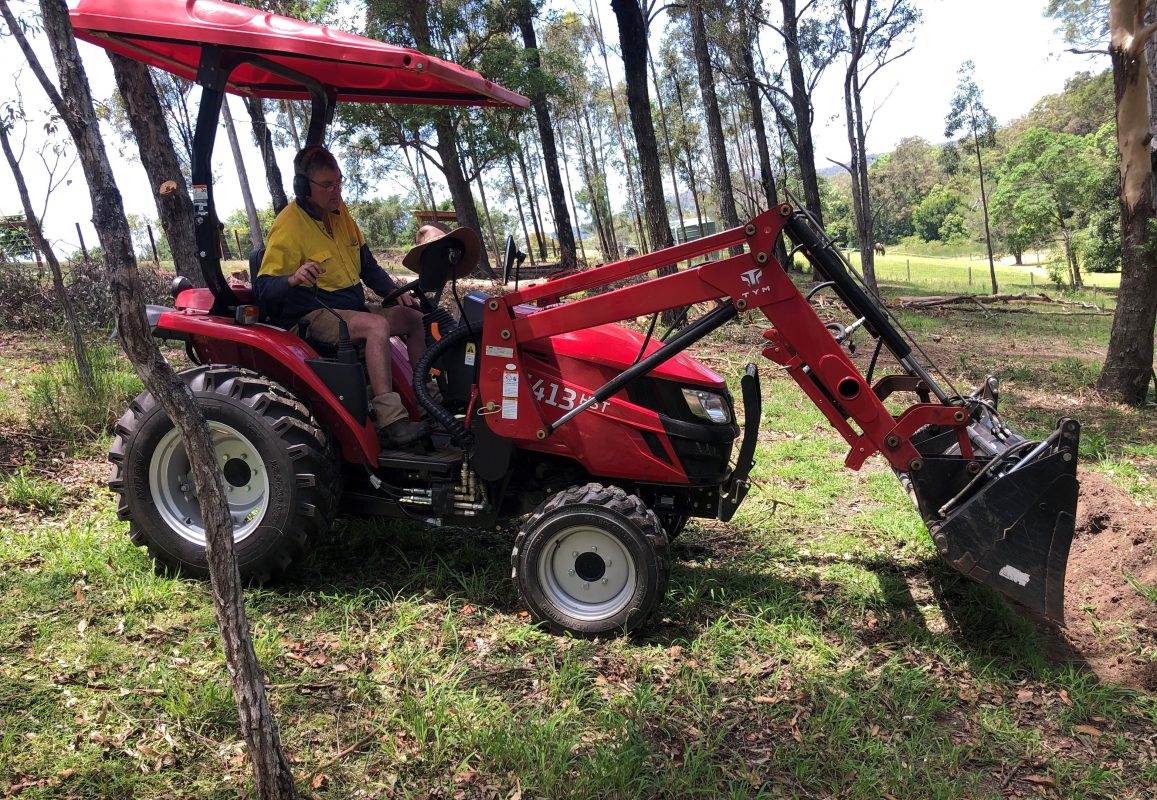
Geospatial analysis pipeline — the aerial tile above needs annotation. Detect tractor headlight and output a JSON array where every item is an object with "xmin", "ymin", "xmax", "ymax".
[{"xmin": 681, "ymin": 388, "xmax": 731, "ymax": 424}]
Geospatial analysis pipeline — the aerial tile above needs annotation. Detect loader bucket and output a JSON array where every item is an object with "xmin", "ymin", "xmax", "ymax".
[{"xmin": 909, "ymin": 418, "xmax": 1080, "ymax": 622}]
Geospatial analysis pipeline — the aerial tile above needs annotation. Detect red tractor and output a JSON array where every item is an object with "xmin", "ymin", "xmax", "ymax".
[{"xmin": 79, "ymin": 0, "xmax": 1079, "ymax": 636}]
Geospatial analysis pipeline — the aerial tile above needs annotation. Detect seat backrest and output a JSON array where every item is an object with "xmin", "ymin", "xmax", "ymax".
[{"xmin": 249, "ymin": 247, "xmax": 265, "ymax": 286}]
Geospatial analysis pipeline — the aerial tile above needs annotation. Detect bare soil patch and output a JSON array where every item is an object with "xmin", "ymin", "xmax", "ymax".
[{"xmin": 1046, "ymin": 470, "xmax": 1157, "ymax": 689}]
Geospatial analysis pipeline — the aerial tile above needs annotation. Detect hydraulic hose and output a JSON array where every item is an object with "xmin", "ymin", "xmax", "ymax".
[{"xmin": 413, "ymin": 322, "xmax": 476, "ymax": 449}]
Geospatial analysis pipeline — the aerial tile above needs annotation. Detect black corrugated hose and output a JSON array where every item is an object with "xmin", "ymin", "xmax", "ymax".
[{"xmin": 413, "ymin": 323, "xmax": 476, "ymax": 448}]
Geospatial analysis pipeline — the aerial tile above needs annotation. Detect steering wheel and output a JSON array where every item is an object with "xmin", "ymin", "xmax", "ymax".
[{"xmin": 381, "ymin": 278, "xmax": 435, "ymax": 313}]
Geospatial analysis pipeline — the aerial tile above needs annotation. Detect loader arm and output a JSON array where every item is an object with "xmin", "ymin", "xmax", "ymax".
[{"xmin": 478, "ymin": 206, "xmax": 1079, "ymax": 622}]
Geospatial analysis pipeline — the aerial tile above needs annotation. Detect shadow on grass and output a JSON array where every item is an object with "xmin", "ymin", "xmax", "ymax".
[{"xmin": 273, "ymin": 513, "xmax": 1086, "ymax": 682}]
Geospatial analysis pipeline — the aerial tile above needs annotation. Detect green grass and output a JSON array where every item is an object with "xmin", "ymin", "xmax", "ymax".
[{"xmin": 1, "ymin": 263, "xmax": 1154, "ymax": 798}]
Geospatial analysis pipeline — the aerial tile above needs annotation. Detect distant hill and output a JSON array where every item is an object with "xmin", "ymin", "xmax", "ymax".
[{"xmin": 818, "ymin": 154, "xmax": 881, "ymax": 178}]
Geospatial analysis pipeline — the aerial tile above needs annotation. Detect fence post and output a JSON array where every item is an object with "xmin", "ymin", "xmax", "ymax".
[
  {"xmin": 146, "ymin": 223, "xmax": 160, "ymax": 265},
  {"xmin": 75, "ymin": 222, "xmax": 89, "ymax": 261},
  {"xmin": 1030, "ymin": 271, "xmax": 1034, "ymax": 288},
  {"xmin": 906, "ymin": 258, "xmax": 911, "ymax": 281},
  {"xmin": 968, "ymin": 265, "xmax": 973, "ymax": 287}
]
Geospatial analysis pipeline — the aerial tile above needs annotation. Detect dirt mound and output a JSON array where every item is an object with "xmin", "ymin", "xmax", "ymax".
[{"xmin": 1052, "ymin": 470, "xmax": 1156, "ymax": 689}]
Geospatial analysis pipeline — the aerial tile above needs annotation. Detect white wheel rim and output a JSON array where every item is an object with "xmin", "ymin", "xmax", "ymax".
[
  {"xmin": 536, "ymin": 524, "xmax": 637, "ymax": 622},
  {"xmin": 148, "ymin": 422, "xmax": 270, "ymax": 546}
]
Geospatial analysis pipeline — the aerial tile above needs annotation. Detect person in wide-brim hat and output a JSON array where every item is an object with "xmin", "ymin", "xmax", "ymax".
[{"xmin": 403, "ymin": 224, "xmax": 481, "ymax": 280}]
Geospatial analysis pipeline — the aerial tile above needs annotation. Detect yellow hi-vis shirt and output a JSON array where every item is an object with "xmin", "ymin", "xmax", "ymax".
[{"xmin": 256, "ymin": 200, "xmax": 398, "ymax": 323}]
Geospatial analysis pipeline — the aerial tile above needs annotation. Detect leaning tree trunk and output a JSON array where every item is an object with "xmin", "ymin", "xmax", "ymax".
[
  {"xmin": 1098, "ymin": 0, "xmax": 1157, "ymax": 404},
  {"xmin": 506, "ymin": 155, "xmax": 537, "ymax": 268},
  {"xmin": 221, "ymin": 98, "xmax": 263, "ymax": 251},
  {"xmin": 782, "ymin": 0, "xmax": 824, "ymax": 224},
  {"xmin": 689, "ymin": 0, "xmax": 740, "ymax": 233},
  {"xmin": 0, "ymin": 123, "xmax": 94, "ymax": 393},
  {"xmin": 844, "ymin": 60, "xmax": 877, "ymax": 294},
  {"xmin": 973, "ymin": 125, "xmax": 998, "ymax": 294},
  {"xmin": 7, "ymin": 2, "xmax": 298, "ymax": 797},
  {"xmin": 245, "ymin": 97, "xmax": 288, "ymax": 214},
  {"xmin": 108, "ymin": 53, "xmax": 203, "ymax": 285},
  {"xmin": 517, "ymin": 3, "xmax": 577, "ymax": 270},
  {"xmin": 647, "ymin": 44, "xmax": 688, "ymax": 250}
]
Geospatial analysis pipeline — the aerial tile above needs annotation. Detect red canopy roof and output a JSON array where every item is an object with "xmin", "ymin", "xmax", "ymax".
[{"xmin": 70, "ymin": 0, "xmax": 529, "ymax": 109}]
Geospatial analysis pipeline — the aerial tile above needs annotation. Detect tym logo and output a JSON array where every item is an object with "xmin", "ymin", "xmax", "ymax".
[{"xmin": 740, "ymin": 268, "xmax": 763, "ymax": 287}]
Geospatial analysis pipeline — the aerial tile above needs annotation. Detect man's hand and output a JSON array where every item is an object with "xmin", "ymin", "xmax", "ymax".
[
  {"xmin": 397, "ymin": 291, "xmax": 419, "ymax": 308},
  {"xmin": 288, "ymin": 261, "xmax": 325, "ymax": 288}
]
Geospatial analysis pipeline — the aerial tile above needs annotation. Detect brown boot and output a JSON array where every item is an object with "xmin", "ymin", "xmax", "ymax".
[{"xmin": 372, "ymin": 391, "xmax": 428, "ymax": 449}]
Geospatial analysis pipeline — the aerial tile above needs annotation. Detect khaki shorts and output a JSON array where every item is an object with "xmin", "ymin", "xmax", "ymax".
[{"xmin": 301, "ymin": 305, "xmax": 420, "ymax": 344}]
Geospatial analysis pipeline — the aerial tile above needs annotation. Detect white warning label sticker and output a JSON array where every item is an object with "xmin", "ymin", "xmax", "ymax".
[
  {"xmin": 998, "ymin": 565, "xmax": 1030, "ymax": 587},
  {"xmin": 501, "ymin": 398, "xmax": 518, "ymax": 419},
  {"xmin": 502, "ymin": 370, "xmax": 519, "ymax": 398},
  {"xmin": 464, "ymin": 342, "xmax": 476, "ymax": 366},
  {"xmin": 485, "ymin": 345, "xmax": 514, "ymax": 358}
]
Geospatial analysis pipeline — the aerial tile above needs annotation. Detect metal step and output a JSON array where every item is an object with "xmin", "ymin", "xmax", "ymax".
[{"xmin": 376, "ymin": 446, "xmax": 463, "ymax": 480}]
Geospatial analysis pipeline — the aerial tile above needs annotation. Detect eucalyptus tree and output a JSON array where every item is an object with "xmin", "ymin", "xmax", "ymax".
[
  {"xmin": 610, "ymin": 0, "xmax": 675, "ymax": 259},
  {"xmin": 1048, "ymin": 0, "xmax": 1157, "ymax": 403},
  {"xmin": 515, "ymin": 0, "xmax": 577, "ymax": 269},
  {"xmin": 1, "ymin": 2, "xmax": 296, "ymax": 795},
  {"xmin": 945, "ymin": 60, "xmax": 998, "ymax": 293},
  {"xmin": 688, "ymin": 0, "xmax": 740, "ymax": 232},
  {"xmin": 767, "ymin": 0, "xmax": 844, "ymax": 223},
  {"xmin": 838, "ymin": 0, "xmax": 920, "ymax": 294}
]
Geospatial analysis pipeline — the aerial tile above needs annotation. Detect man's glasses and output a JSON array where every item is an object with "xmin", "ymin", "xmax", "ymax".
[{"xmin": 309, "ymin": 175, "xmax": 344, "ymax": 191}]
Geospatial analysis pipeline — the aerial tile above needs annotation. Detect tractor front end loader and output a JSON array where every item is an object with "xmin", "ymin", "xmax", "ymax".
[
  {"xmin": 81, "ymin": 0, "xmax": 1078, "ymax": 638},
  {"xmin": 463, "ymin": 206, "xmax": 1079, "ymax": 627}
]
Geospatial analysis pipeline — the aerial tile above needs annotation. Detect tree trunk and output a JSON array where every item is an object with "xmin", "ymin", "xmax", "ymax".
[
  {"xmin": 669, "ymin": 65, "xmax": 706, "ymax": 235},
  {"xmin": 781, "ymin": 0, "xmax": 824, "ymax": 224},
  {"xmin": 583, "ymin": 105, "xmax": 620, "ymax": 261},
  {"xmin": 517, "ymin": 3, "xmax": 577, "ymax": 270},
  {"xmin": 415, "ymin": 141, "xmax": 438, "ymax": 211},
  {"xmin": 9, "ymin": 2, "xmax": 298, "ymax": 796},
  {"xmin": 738, "ymin": 17, "xmax": 789, "ymax": 266},
  {"xmin": 1098, "ymin": 2, "xmax": 1156, "ymax": 403},
  {"xmin": 282, "ymin": 100, "xmax": 302, "ymax": 151},
  {"xmin": 844, "ymin": 57, "xmax": 877, "ymax": 293},
  {"xmin": 590, "ymin": 1, "xmax": 648, "ymax": 252},
  {"xmin": 972, "ymin": 127, "xmax": 998, "ymax": 294},
  {"xmin": 434, "ymin": 118, "xmax": 491, "ymax": 274},
  {"xmin": 647, "ymin": 44, "xmax": 688, "ymax": 249},
  {"xmin": 107, "ymin": 53, "xmax": 202, "ymax": 284},
  {"xmin": 689, "ymin": 0, "xmax": 740, "ymax": 232},
  {"xmin": 0, "ymin": 123, "xmax": 94, "ymax": 393},
  {"xmin": 555, "ymin": 118, "xmax": 588, "ymax": 264},
  {"xmin": 574, "ymin": 112, "xmax": 609, "ymax": 259},
  {"xmin": 527, "ymin": 128, "xmax": 559, "ymax": 259},
  {"xmin": 245, "ymin": 97, "xmax": 288, "ymax": 214},
  {"xmin": 506, "ymin": 155, "xmax": 537, "ymax": 268},
  {"xmin": 612, "ymin": 0, "xmax": 677, "ymax": 322},
  {"xmin": 221, "ymin": 98, "xmax": 263, "ymax": 251},
  {"xmin": 515, "ymin": 136, "xmax": 547, "ymax": 260}
]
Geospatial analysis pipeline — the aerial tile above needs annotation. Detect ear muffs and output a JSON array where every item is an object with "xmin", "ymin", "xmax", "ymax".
[{"xmin": 293, "ymin": 146, "xmax": 328, "ymax": 202}]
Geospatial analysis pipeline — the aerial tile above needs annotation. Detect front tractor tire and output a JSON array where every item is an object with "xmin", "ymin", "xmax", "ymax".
[
  {"xmin": 108, "ymin": 365, "xmax": 338, "ymax": 583},
  {"xmin": 512, "ymin": 483, "xmax": 669, "ymax": 637}
]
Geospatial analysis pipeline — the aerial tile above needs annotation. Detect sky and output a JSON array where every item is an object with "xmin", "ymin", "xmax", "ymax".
[{"xmin": 0, "ymin": 0, "xmax": 1107, "ymax": 257}]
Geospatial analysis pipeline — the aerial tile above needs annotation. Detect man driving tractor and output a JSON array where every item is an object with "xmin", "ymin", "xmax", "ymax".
[{"xmin": 255, "ymin": 145, "xmax": 478, "ymax": 449}]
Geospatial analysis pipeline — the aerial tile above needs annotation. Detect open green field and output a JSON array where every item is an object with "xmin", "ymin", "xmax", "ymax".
[{"xmin": 0, "ymin": 261, "xmax": 1153, "ymax": 799}]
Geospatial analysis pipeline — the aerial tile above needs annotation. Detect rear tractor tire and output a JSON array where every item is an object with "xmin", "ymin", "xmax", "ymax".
[
  {"xmin": 108, "ymin": 365, "xmax": 338, "ymax": 583},
  {"xmin": 512, "ymin": 483, "xmax": 669, "ymax": 636}
]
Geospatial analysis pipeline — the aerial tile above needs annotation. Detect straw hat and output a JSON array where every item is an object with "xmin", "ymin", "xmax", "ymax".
[{"xmin": 402, "ymin": 224, "xmax": 481, "ymax": 279}]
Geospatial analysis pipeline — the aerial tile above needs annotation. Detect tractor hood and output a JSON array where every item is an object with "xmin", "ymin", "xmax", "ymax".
[
  {"xmin": 523, "ymin": 321, "xmax": 727, "ymax": 389},
  {"xmin": 69, "ymin": 0, "xmax": 529, "ymax": 108}
]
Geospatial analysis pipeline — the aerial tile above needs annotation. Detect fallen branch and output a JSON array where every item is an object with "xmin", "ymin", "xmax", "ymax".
[{"xmin": 893, "ymin": 292, "xmax": 1109, "ymax": 314}]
